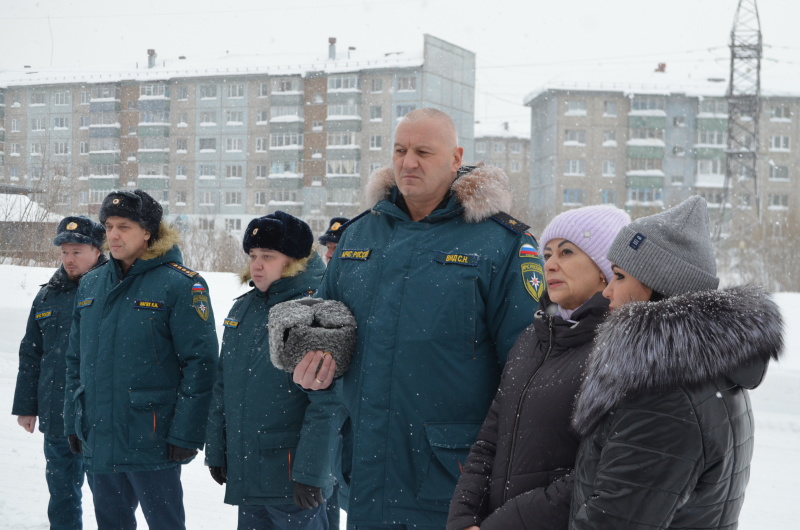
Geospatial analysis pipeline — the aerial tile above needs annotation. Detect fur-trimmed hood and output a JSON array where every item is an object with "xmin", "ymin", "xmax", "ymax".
[
  {"xmin": 572, "ymin": 285, "xmax": 784, "ymax": 436},
  {"xmin": 365, "ymin": 164, "xmax": 512, "ymax": 223}
]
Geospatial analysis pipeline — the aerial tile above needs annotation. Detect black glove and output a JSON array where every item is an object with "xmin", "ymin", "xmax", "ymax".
[
  {"xmin": 68, "ymin": 434, "xmax": 82, "ymax": 455},
  {"xmin": 209, "ymin": 466, "xmax": 227, "ymax": 485},
  {"xmin": 168, "ymin": 443, "xmax": 198, "ymax": 462},
  {"xmin": 293, "ymin": 481, "xmax": 324, "ymax": 510}
]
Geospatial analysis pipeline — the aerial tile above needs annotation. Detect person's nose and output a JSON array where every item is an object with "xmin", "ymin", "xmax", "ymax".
[{"xmin": 401, "ymin": 151, "xmax": 419, "ymax": 170}]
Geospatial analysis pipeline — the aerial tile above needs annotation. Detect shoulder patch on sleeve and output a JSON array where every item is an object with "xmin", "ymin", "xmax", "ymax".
[
  {"xmin": 164, "ymin": 262, "xmax": 199, "ymax": 278},
  {"xmin": 490, "ymin": 212, "xmax": 530, "ymax": 234}
]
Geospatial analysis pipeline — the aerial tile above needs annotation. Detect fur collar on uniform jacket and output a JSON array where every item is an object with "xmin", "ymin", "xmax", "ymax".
[
  {"xmin": 572, "ymin": 285, "xmax": 784, "ymax": 436},
  {"xmin": 365, "ymin": 163, "xmax": 513, "ymax": 223}
]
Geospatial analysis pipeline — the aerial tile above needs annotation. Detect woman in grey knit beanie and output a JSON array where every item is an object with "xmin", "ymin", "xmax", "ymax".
[{"xmin": 569, "ymin": 196, "xmax": 784, "ymax": 529}]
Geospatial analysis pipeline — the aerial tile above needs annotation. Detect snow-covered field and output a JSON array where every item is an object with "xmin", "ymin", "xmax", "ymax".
[{"xmin": 0, "ymin": 264, "xmax": 797, "ymax": 528}]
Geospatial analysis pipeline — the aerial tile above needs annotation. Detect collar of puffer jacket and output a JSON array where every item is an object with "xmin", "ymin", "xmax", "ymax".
[
  {"xmin": 572, "ymin": 285, "xmax": 784, "ymax": 436},
  {"xmin": 364, "ymin": 163, "xmax": 513, "ymax": 223}
]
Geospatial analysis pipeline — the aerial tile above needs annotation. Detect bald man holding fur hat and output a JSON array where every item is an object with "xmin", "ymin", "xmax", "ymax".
[{"xmin": 64, "ymin": 189, "xmax": 219, "ymax": 530}]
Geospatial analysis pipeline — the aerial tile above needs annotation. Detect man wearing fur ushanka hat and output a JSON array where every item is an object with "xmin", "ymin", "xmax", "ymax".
[
  {"xmin": 569, "ymin": 196, "xmax": 785, "ymax": 529},
  {"xmin": 291, "ymin": 108, "xmax": 545, "ymax": 527},
  {"xmin": 64, "ymin": 189, "xmax": 219, "ymax": 529},
  {"xmin": 205, "ymin": 211, "xmax": 336, "ymax": 529}
]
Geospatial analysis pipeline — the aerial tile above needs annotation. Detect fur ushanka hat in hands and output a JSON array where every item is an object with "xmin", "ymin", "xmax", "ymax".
[{"xmin": 268, "ymin": 298, "xmax": 356, "ymax": 378}]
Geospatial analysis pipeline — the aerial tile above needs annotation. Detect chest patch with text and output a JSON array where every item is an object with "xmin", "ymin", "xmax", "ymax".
[
  {"xmin": 133, "ymin": 300, "xmax": 166, "ymax": 310},
  {"xmin": 434, "ymin": 252, "xmax": 479, "ymax": 266},
  {"xmin": 339, "ymin": 249, "xmax": 372, "ymax": 261}
]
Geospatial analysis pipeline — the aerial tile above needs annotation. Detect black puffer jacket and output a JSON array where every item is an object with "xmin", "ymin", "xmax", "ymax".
[
  {"xmin": 448, "ymin": 292, "xmax": 609, "ymax": 530},
  {"xmin": 570, "ymin": 286, "xmax": 784, "ymax": 530}
]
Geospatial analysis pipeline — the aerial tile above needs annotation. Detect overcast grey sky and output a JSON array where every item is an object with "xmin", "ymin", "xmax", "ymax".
[{"xmin": 2, "ymin": 0, "xmax": 798, "ymax": 131}]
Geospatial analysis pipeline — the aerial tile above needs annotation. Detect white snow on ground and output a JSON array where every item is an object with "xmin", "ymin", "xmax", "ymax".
[{"xmin": 0, "ymin": 264, "xmax": 796, "ymax": 528}]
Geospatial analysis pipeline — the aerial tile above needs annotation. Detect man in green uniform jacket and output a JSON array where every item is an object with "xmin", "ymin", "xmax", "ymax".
[
  {"xmin": 13, "ymin": 215, "xmax": 106, "ymax": 529},
  {"xmin": 294, "ymin": 108, "xmax": 544, "ymax": 528},
  {"xmin": 64, "ymin": 189, "xmax": 219, "ymax": 530}
]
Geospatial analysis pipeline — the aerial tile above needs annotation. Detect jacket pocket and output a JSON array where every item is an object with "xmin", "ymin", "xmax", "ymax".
[
  {"xmin": 127, "ymin": 389, "xmax": 176, "ymax": 449},
  {"xmin": 416, "ymin": 422, "xmax": 481, "ymax": 502},
  {"xmin": 258, "ymin": 430, "xmax": 301, "ymax": 497}
]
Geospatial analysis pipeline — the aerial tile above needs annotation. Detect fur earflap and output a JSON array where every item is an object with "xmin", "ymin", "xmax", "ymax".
[
  {"xmin": 364, "ymin": 164, "xmax": 512, "ymax": 223},
  {"xmin": 572, "ymin": 285, "xmax": 784, "ymax": 436},
  {"xmin": 268, "ymin": 298, "xmax": 357, "ymax": 378}
]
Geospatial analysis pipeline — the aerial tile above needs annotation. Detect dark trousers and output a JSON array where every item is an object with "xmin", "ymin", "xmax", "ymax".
[
  {"xmin": 238, "ymin": 503, "xmax": 328, "ymax": 530},
  {"xmin": 89, "ymin": 466, "xmax": 184, "ymax": 530},
  {"xmin": 43, "ymin": 434, "xmax": 85, "ymax": 530},
  {"xmin": 348, "ymin": 525, "xmax": 442, "ymax": 530}
]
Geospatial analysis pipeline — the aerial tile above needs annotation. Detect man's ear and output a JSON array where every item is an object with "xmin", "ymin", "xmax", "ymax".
[{"xmin": 451, "ymin": 146, "xmax": 464, "ymax": 172}]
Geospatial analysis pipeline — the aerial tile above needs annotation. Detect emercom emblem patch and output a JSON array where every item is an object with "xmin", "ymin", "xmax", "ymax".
[
  {"xmin": 193, "ymin": 294, "xmax": 210, "ymax": 321},
  {"xmin": 521, "ymin": 262, "xmax": 545, "ymax": 302}
]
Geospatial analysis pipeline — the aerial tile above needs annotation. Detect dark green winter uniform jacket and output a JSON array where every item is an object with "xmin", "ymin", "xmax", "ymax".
[
  {"xmin": 12, "ymin": 255, "xmax": 107, "ymax": 436},
  {"xmin": 317, "ymin": 165, "xmax": 544, "ymax": 526},
  {"xmin": 64, "ymin": 224, "xmax": 219, "ymax": 474},
  {"xmin": 205, "ymin": 253, "xmax": 337, "ymax": 506}
]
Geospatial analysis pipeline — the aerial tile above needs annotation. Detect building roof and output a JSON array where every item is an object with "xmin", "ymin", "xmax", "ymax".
[
  {"xmin": 474, "ymin": 121, "xmax": 530, "ymax": 139},
  {"xmin": 0, "ymin": 45, "xmax": 425, "ymax": 88},
  {"xmin": 0, "ymin": 193, "xmax": 60, "ymax": 223},
  {"xmin": 523, "ymin": 52, "xmax": 800, "ymax": 105}
]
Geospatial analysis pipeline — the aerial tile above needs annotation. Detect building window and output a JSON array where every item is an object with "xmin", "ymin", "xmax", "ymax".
[
  {"xmin": 565, "ymin": 100, "xmax": 587, "ymax": 115},
  {"xmin": 327, "ymin": 131, "xmax": 357, "ymax": 146},
  {"xmin": 270, "ymin": 133, "xmax": 303, "ymax": 148},
  {"xmin": 475, "ymin": 141, "xmax": 487, "ymax": 154},
  {"xmin": 492, "ymin": 142, "xmax": 505, "ymax": 153},
  {"xmin": 259, "ymin": 83, "xmax": 269, "ymax": 96},
  {"xmin": 563, "ymin": 188, "xmax": 585, "ymax": 205},
  {"xmin": 175, "ymin": 191, "xmax": 187, "ymax": 204},
  {"xmin": 270, "ymin": 189, "xmax": 300, "ymax": 202},
  {"xmin": 31, "ymin": 117, "xmax": 46, "ymax": 131},
  {"xmin": 256, "ymin": 165, "xmax": 268, "ymax": 178},
  {"xmin": 327, "ymin": 159, "xmax": 359, "ymax": 175},
  {"xmin": 198, "ymin": 217, "xmax": 215, "ymax": 230},
  {"xmin": 177, "ymin": 86, "xmax": 189, "ymax": 100},
  {"xmin": 224, "ymin": 192, "xmax": 242, "ymax": 205},
  {"xmin": 200, "ymin": 111, "xmax": 217, "ymax": 125},
  {"xmin": 328, "ymin": 102, "xmax": 360, "ymax": 117},
  {"xmin": 53, "ymin": 117, "xmax": 69, "ymax": 129},
  {"xmin": 255, "ymin": 191, "xmax": 267, "ymax": 206},
  {"xmin": 80, "ymin": 91, "xmax": 90, "ymax": 104},
  {"xmin": 176, "ymin": 165, "xmax": 187, "ymax": 177},
  {"xmin": 90, "ymin": 137, "xmax": 120, "ymax": 152},
  {"xmin": 90, "ymin": 164, "xmax": 120, "ymax": 176},
  {"xmin": 603, "ymin": 101, "xmax": 617, "ymax": 117},
  {"xmin": 627, "ymin": 188, "xmax": 663, "ymax": 202},
  {"xmin": 769, "ymin": 164, "xmax": 789, "ymax": 181},
  {"xmin": 697, "ymin": 130, "xmax": 725, "ymax": 145},
  {"xmin": 199, "ymin": 138, "xmax": 217, "ymax": 151},
  {"xmin": 564, "ymin": 159, "xmax": 586, "ymax": 176},
  {"xmin": 630, "ymin": 127, "xmax": 664, "ymax": 140},
  {"xmin": 54, "ymin": 91, "xmax": 69, "ymax": 105},
  {"xmin": 370, "ymin": 106, "xmax": 383, "ymax": 121},
  {"xmin": 602, "ymin": 130, "xmax": 617, "ymax": 145},
  {"xmin": 699, "ymin": 99, "xmax": 728, "ymax": 114},
  {"xmin": 226, "ymin": 165, "xmax": 243, "ymax": 178},
  {"xmin": 271, "ymin": 161, "xmax": 298, "ymax": 174},
  {"xmin": 11, "ymin": 118, "xmax": 20, "ymax": 132},
  {"xmin": 396, "ymin": 105, "xmax": 416, "ymax": 119},
  {"xmin": 327, "ymin": 188, "xmax": 359, "ymax": 204},
  {"xmin": 397, "ymin": 76, "xmax": 417, "ymax": 91},
  {"xmin": 273, "ymin": 78, "xmax": 298, "ymax": 92},
  {"xmin": 80, "ymin": 116, "xmax": 90, "ymax": 127},
  {"xmin": 628, "ymin": 158, "xmax": 663, "ymax": 171},
  {"xmin": 256, "ymin": 138, "xmax": 268, "ymax": 152},
  {"xmin": 140, "ymin": 84, "xmax": 167, "ymax": 97},
  {"xmin": 671, "ymin": 175, "xmax": 684, "ymax": 185},
  {"xmin": 602, "ymin": 160, "xmax": 616, "ymax": 177},
  {"xmin": 672, "ymin": 146, "xmax": 685, "ymax": 156},
  {"xmin": 30, "ymin": 142, "xmax": 43, "ymax": 155},
  {"xmin": 176, "ymin": 138, "xmax": 188, "ymax": 151},
  {"xmin": 140, "ymin": 111, "xmax": 170, "ymax": 124},
  {"xmin": 328, "ymin": 74, "xmax": 359, "ymax": 91},
  {"xmin": 10, "ymin": 143, "xmax": 21, "ymax": 155},
  {"xmin": 270, "ymin": 106, "xmax": 300, "ymax": 119},
  {"xmin": 225, "ymin": 218, "xmax": 242, "ymax": 231},
  {"xmin": 227, "ymin": 84, "xmax": 245, "ymax": 98},
  {"xmin": 92, "ymin": 86, "xmax": 119, "ymax": 100},
  {"xmin": 30, "ymin": 92, "xmax": 46, "ymax": 105},
  {"xmin": 510, "ymin": 143, "xmax": 522, "ymax": 154},
  {"xmin": 768, "ymin": 194, "xmax": 789, "ymax": 208},
  {"xmin": 199, "ymin": 85, "xmax": 218, "ymax": 99},
  {"xmin": 371, "ymin": 78, "xmax": 383, "ymax": 92},
  {"xmin": 770, "ymin": 135, "xmax": 790, "ymax": 151},
  {"xmin": 80, "ymin": 141, "xmax": 89, "ymax": 154},
  {"xmin": 178, "ymin": 112, "xmax": 189, "ymax": 125},
  {"xmin": 631, "ymin": 96, "xmax": 665, "ymax": 111},
  {"xmin": 199, "ymin": 165, "xmax": 217, "ymax": 178},
  {"xmin": 257, "ymin": 110, "xmax": 269, "ymax": 123},
  {"xmin": 312, "ymin": 120, "xmax": 324, "ymax": 131},
  {"xmin": 601, "ymin": 189, "xmax": 617, "ymax": 204},
  {"xmin": 226, "ymin": 111, "xmax": 244, "ymax": 124},
  {"xmin": 226, "ymin": 138, "xmax": 243, "ymax": 152},
  {"xmin": 673, "ymin": 116, "xmax": 686, "ymax": 127},
  {"xmin": 565, "ymin": 129, "xmax": 586, "ymax": 145},
  {"xmin": 510, "ymin": 160, "xmax": 522, "ymax": 173},
  {"xmin": 771, "ymin": 105, "xmax": 791, "ymax": 120},
  {"xmin": 370, "ymin": 135, "xmax": 382, "ymax": 149}
]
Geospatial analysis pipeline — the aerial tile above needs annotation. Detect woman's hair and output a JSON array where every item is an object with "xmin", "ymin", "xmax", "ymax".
[{"xmin": 281, "ymin": 251, "xmax": 313, "ymax": 279}]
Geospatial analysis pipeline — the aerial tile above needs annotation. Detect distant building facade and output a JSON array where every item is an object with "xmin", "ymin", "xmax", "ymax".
[
  {"xmin": 474, "ymin": 122, "xmax": 531, "ymax": 222},
  {"xmin": 524, "ymin": 81, "xmax": 799, "ymax": 236},
  {"xmin": 0, "ymin": 35, "xmax": 475, "ymax": 236}
]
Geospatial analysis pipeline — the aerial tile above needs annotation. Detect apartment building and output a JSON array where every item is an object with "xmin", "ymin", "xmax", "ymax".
[
  {"xmin": 524, "ymin": 74, "xmax": 800, "ymax": 236},
  {"xmin": 473, "ymin": 122, "xmax": 531, "ymax": 222},
  {"xmin": 0, "ymin": 35, "xmax": 475, "ymax": 236}
]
